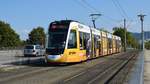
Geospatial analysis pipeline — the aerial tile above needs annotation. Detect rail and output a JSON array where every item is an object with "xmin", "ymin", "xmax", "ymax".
[{"xmin": 62, "ymin": 51, "xmax": 137, "ymax": 84}]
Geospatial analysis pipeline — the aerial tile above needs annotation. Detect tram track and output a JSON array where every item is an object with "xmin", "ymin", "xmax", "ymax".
[
  {"xmin": 61, "ymin": 51, "xmax": 138, "ymax": 84},
  {"xmin": 62, "ymin": 60, "xmax": 121, "ymax": 84},
  {"xmin": 88, "ymin": 52, "xmax": 138, "ymax": 84},
  {"xmin": 108, "ymin": 52, "xmax": 139, "ymax": 84},
  {"xmin": 104, "ymin": 52, "xmax": 138, "ymax": 84}
]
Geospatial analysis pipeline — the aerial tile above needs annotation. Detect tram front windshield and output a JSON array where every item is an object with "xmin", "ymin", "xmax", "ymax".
[{"xmin": 48, "ymin": 25, "xmax": 69, "ymax": 49}]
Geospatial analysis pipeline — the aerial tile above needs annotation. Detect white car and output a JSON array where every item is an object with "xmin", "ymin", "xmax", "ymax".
[{"xmin": 24, "ymin": 45, "xmax": 45, "ymax": 56}]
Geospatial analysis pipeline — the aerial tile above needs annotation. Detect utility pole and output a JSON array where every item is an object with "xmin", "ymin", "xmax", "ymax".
[
  {"xmin": 138, "ymin": 14, "xmax": 146, "ymax": 51},
  {"xmin": 90, "ymin": 14, "xmax": 101, "ymax": 28},
  {"xmin": 92, "ymin": 19, "xmax": 96, "ymax": 28},
  {"xmin": 124, "ymin": 19, "xmax": 126, "ymax": 52}
]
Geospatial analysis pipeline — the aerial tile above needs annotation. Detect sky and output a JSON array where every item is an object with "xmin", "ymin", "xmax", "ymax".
[{"xmin": 0, "ymin": 0, "xmax": 150, "ymax": 40}]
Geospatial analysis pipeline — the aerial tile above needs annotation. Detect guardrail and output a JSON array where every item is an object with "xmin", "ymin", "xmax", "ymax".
[
  {"xmin": 0, "ymin": 50, "xmax": 24, "ymax": 65},
  {"xmin": 0, "ymin": 49, "xmax": 23, "ymax": 57},
  {"xmin": 0, "ymin": 47, "xmax": 23, "ymax": 50},
  {"xmin": 0, "ymin": 49, "xmax": 45, "ymax": 67}
]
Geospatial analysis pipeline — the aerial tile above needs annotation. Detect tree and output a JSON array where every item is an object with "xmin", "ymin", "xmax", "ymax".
[
  {"xmin": 113, "ymin": 27, "xmax": 139, "ymax": 49},
  {"xmin": 145, "ymin": 41, "xmax": 150, "ymax": 50},
  {"xmin": 28, "ymin": 27, "xmax": 46, "ymax": 46},
  {"xmin": 99, "ymin": 28, "xmax": 109, "ymax": 33},
  {"xmin": 0, "ymin": 35, "xmax": 1, "ymax": 42},
  {"xmin": 0, "ymin": 21, "xmax": 21, "ymax": 47},
  {"xmin": 113, "ymin": 27, "xmax": 125, "ymax": 46}
]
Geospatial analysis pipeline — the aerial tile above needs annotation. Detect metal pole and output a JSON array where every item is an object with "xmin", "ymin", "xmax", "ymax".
[
  {"xmin": 90, "ymin": 13, "xmax": 101, "ymax": 29},
  {"xmin": 92, "ymin": 20, "xmax": 96, "ymax": 28},
  {"xmin": 124, "ymin": 19, "xmax": 126, "ymax": 52},
  {"xmin": 141, "ymin": 19, "xmax": 144, "ymax": 50},
  {"xmin": 138, "ymin": 14, "xmax": 146, "ymax": 51}
]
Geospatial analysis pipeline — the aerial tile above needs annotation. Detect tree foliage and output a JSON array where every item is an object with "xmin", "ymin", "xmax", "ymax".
[
  {"xmin": 99, "ymin": 28, "xmax": 110, "ymax": 33},
  {"xmin": 0, "ymin": 21, "xmax": 21, "ymax": 47},
  {"xmin": 28, "ymin": 27, "xmax": 46, "ymax": 46},
  {"xmin": 145, "ymin": 41, "xmax": 150, "ymax": 50},
  {"xmin": 113, "ymin": 27, "xmax": 139, "ymax": 49}
]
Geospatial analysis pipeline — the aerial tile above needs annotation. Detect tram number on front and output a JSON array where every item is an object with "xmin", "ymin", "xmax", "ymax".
[{"xmin": 69, "ymin": 52, "xmax": 76, "ymax": 55}]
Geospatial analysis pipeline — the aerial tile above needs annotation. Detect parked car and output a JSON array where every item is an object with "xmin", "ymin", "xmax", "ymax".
[{"xmin": 24, "ymin": 45, "xmax": 45, "ymax": 56}]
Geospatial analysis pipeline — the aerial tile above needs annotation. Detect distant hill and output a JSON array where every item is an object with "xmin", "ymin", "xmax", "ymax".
[{"xmin": 131, "ymin": 31, "xmax": 150, "ymax": 41}]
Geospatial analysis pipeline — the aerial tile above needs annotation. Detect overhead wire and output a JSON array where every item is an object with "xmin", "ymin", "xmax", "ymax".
[
  {"xmin": 115, "ymin": 0, "xmax": 130, "ymax": 19},
  {"xmin": 73, "ymin": 0, "xmax": 129, "ymax": 29},
  {"xmin": 111, "ymin": 0, "xmax": 126, "ymax": 18},
  {"xmin": 81, "ymin": 0, "xmax": 99, "ymax": 13},
  {"xmin": 73, "ymin": 0, "xmax": 93, "ymax": 13},
  {"xmin": 111, "ymin": 0, "xmax": 136, "ymax": 29},
  {"xmin": 80, "ymin": 0, "xmax": 120, "ymax": 23},
  {"xmin": 81, "ymin": 0, "xmax": 120, "ymax": 23}
]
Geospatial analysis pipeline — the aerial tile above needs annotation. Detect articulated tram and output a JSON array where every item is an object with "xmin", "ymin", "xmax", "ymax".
[{"xmin": 45, "ymin": 20, "xmax": 122, "ymax": 63}]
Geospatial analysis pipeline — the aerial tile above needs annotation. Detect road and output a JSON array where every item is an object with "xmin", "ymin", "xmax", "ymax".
[{"xmin": 0, "ymin": 50, "xmax": 139, "ymax": 84}]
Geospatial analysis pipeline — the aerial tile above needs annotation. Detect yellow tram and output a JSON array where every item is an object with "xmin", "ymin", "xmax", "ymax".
[{"xmin": 45, "ymin": 20, "xmax": 122, "ymax": 63}]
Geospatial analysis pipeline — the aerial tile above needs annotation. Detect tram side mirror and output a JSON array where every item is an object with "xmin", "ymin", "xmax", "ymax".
[
  {"xmin": 80, "ymin": 47, "xmax": 83, "ymax": 50},
  {"xmin": 80, "ymin": 46, "xmax": 83, "ymax": 50},
  {"xmin": 80, "ymin": 44, "xmax": 83, "ymax": 50}
]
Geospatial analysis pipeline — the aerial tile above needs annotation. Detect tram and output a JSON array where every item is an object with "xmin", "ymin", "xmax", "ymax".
[{"xmin": 45, "ymin": 20, "xmax": 121, "ymax": 63}]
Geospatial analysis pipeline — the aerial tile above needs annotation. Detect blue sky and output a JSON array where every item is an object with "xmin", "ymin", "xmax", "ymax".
[{"xmin": 0, "ymin": 0, "xmax": 150, "ymax": 40}]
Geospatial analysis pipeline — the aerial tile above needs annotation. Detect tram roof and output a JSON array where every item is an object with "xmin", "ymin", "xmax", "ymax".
[{"xmin": 51, "ymin": 20, "xmax": 78, "ymax": 24}]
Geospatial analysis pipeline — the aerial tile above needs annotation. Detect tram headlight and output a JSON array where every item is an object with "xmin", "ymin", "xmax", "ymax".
[{"xmin": 47, "ymin": 55, "xmax": 61, "ymax": 60}]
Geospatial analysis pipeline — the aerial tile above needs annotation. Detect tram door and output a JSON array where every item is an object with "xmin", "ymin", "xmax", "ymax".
[
  {"xmin": 94, "ymin": 35, "xmax": 100, "ymax": 57},
  {"xmin": 99, "ymin": 40, "xmax": 102, "ymax": 56},
  {"xmin": 84, "ymin": 33, "xmax": 91, "ymax": 59},
  {"xmin": 79, "ymin": 32, "xmax": 91, "ymax": 59}
]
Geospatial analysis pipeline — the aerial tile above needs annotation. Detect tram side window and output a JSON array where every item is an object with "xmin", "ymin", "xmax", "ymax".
[
  {"xmin": 83, "ymin": 33, "xmax": 89, "ymax": 49},
  {"xmin": 119, "ymin": 40, "xmax": 121, "ymax": 47},
  {"xmin": 84, "ymin": 33, "xmax": 90, "ymax": 50},
  {"xmin": 97, "ymin": 36, "xmax": 100, "ymax": 49},
  {"xmin": 94, "ymin": 35, "xmax": 97, "ymax": 49},
  {"xmin": 118, "ymin": 40, "xmax": 121, "ymax": 47},
  {"xmin": 108, "ymin": 38, "xmax": 112, "ymax": 48},
  {"xmin": 68, "ymin": 30, "xmax": 77, "ymax": 48},
  {"xmin": 82, "ymin": 33, "xmax": 90, "ymax": 50},
  {"xmin": 117, "ymin": 40, "xmax": 119, "ymax": 48},
  {"xmin": 79, "ymin": 32, "xmax": 84, "ymax": 50},
  {"xmin": 116, "ymin": 40, "xmax": 118, "ymax": 48}
]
